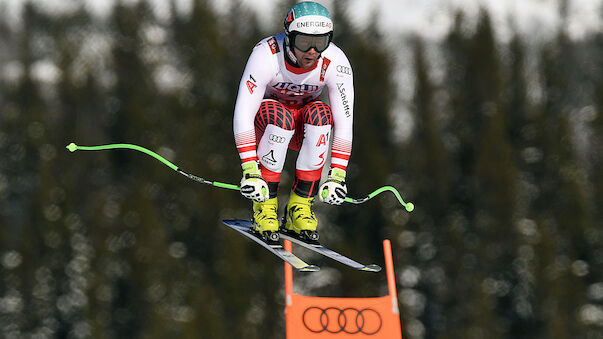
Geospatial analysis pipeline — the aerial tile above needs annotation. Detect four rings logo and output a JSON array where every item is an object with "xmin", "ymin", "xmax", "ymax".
[
  {"xmin": 302, "ymin": 306, "xmax": 383, "ymax": 335},
  {"xmin": 336, "ymin": 65, "xmax": 352, "ymax": 75},
  {"xmin": 269, "ymin": 134, "xmax": 286, "ymax": 143}
]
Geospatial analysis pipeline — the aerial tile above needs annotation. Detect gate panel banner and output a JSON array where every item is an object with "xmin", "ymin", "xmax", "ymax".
[
  {"xmin": 284, "ymin": 239, "xmax": 403, "ymax": 338},
  {"xmin": 286, "ymin": 294, "xmax": 402, "ymax": 338}
]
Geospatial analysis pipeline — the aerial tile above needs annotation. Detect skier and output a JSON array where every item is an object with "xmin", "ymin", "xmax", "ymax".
[{"xmin": 233, "ymin": 1, "xmax": 353, "ymax": 241}]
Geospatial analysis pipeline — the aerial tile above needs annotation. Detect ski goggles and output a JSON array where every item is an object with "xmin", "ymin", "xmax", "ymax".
[{"xmin": 292, "ymin": 33, "xmax": 331, "ymax": 53}]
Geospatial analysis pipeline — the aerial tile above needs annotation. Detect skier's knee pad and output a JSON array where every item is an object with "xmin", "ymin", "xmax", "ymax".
[
  {"xmin": 301, "ymin": 101, "xmax": 332, "ymax": 127},
  {"xmin": 255, "ymin": 99, "xmax": 295, "ymax": 133}
]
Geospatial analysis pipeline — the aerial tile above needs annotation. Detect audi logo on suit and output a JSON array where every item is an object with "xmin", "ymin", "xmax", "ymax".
[
  {"xmin": 269, "ymin": 134, "xmax": 286, "ymax": 143},
  {"xmin": 336, "ymin": 65, "xmax": 352, "ymax": 75}
]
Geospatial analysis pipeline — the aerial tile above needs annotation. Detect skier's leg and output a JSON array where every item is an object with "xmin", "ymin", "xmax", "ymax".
[
  {"xmin": 285, "ymin": 101, "xmax": 333, "ymax": 238},
  {"xmin": 252, "ymin": 99, "xmax": 296, "ymax": 234}
]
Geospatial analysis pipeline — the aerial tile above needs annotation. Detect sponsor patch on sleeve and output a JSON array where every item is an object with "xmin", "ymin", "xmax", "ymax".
[
  {"xmin": 246, "ymin": 74, "xmax": 257, "ymax": 94},
  {"xmin": 268, "ymin": 37, "xmax": 280, "ymax": 54},
  {"xmin": 320, "ymin": 57, "xmax": 331, "ymax": 82}
]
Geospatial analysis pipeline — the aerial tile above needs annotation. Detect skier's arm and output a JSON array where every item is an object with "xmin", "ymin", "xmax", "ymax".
[
  {"xmin": 320, "ymin": 51, "xmax": 354, "ymax": 205},
  {"xmin": 326, "ymin": 54, "xmax": 354, "ymax": 172},
  {"xmin": 233, "ymin": 42, "xmax": 276, "ymax": 202},
  {"xmin": 233, "ymin": 43, "xmax": 275, "ymax": 164}
]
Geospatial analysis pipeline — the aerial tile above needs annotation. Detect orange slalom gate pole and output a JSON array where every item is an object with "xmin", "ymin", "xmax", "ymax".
[{"xmin": 383, "ymin": 239, "xmax": 400, "ymax": 315}]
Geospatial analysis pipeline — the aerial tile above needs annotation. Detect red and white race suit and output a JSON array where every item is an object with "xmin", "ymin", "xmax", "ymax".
[{"xmin": 233, "ymin": 32, "xmax": 353, "ymax": 195}]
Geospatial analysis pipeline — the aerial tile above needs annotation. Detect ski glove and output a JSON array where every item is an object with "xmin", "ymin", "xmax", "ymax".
[
  {"xmin": 240, "ymin": 161, "xmax": 269, "ymax": 202},
  {"xmin": 319, "ymin": 168, "xmax": 347, "ymax": 205}
]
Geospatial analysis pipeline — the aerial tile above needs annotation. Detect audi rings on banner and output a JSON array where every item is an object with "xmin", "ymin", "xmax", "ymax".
[{"xmin": 302, "ymin": 306, "xmax": 383, "ymax": 335}]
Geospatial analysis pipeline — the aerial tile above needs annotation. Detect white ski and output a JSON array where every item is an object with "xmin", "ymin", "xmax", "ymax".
[
  {"xmin": 279, "ymin": 230, "xmax": 381, "ymax": 272},
  {"xmin": 222, "ymin": 219, "xmax": 319, "ymax": 272}
]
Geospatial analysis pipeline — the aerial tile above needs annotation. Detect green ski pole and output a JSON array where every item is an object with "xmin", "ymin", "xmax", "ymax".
[
  {"xmin": 66, "ymin": 142, "xmax": 413, "ymax": 212},
  {"xmin": 66, "ymin": 142, "xmax": 238, "ymax": 191},
  {"xmin": 343, "ymin": 186, "xmax": 414, "ymax": 212}
]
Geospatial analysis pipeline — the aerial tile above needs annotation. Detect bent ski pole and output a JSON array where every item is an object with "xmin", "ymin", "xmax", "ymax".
[
  {"xmin": 65, "ymin": 142, "xmax": 238, "ymax": 190},
  {"xmin": 66, "ymin": 143, "xmax": 413, "ymax": 212},
  {"xmin": 344, "ymin": 186, "xmax": 414, "ymax": 212}
]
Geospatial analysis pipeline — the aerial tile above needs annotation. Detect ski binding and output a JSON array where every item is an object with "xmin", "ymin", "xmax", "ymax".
[{"xmin": 222, "ymin": 219, "xmax": 319, "ymax": 272}]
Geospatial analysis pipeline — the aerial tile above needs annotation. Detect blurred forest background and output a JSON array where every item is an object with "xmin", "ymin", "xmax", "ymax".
[{"xmin": 1, "ymin": 0, "xmax": 603, "ymax": 338}]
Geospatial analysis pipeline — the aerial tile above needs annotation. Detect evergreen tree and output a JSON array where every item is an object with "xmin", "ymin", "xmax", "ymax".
[
  {"xmin": 440, "ymin": 9, "xmax": 520, "ymax": 338},
  {"xmin": 529, "ymin": 20, "xmax": 593, "ymax": 338},
  {"xmin": 400, "ymin": 35, "xmax": 453, "ymax": 338},
  {"xmin": 407, "ymin": 37, "xmax": 451, "ymax": 220},
  {"xmin": 0, "ymin": 4, "xmax": 58, "ymax": 336},
  {"xmin": 95, "ymin": 2, "xmax": 174, "ymax": 337},
  {"xmin": 586, "ymin": 23, "xmax": 603, "ymax": 339},
  {"xmin": 502, "ymin": 30, "xmax": 545, "ymax": 338},
  {"xmin": 505, "ymin": 32, "xmax": 535, "ymax": 172}
]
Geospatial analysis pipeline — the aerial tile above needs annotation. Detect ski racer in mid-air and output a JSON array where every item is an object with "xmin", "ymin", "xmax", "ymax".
[{"xmin": 233, "ymin": 1, "xmax": 354, "ymax": 241}]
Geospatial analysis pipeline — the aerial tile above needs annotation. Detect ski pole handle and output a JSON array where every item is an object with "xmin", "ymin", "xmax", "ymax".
[{"xmin": 66, "ymin": 143, "xmax": 413, "ymax": 212}]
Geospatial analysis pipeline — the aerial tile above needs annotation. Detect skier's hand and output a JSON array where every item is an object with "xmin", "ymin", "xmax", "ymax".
[
  {"xmin": 319, "ymin": 168, "xmax": 347, "ymax": 205},
  {"xmin": 240, "ymin": 161, "xmax": 269, "ymax": 202}
]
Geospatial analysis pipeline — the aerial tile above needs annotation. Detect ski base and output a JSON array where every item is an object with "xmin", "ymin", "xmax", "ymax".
[
  {"xmin": 279, "ymin": 229, "xmax": 382, "ymax": 272},
  {"xmin": 222, "ymin": 219, "xmax": 319, "ymax": 272}
]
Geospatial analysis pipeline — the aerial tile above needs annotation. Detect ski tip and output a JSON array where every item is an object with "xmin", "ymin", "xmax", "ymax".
[
  {"xmin": 299, "ymin": 265, "xmax": 320, "ymax": 272},
  {"xmin": 361, "ymin": 264, "xmax": 382, "ymax": 272}
]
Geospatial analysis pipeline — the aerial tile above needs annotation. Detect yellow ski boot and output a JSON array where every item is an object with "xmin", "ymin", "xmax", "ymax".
[
  {"xmin": 283, "ymin": 191, "xmax": 319, "ymax": 241},
  {"xmin": 252, "ymin": 197, "xmax": 280, "ymax": 241}
]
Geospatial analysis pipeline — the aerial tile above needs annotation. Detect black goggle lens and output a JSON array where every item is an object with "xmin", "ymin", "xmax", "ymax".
[{"xmin": 293, "ymin": 34, "xmax": 330, "ymax": 53}]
